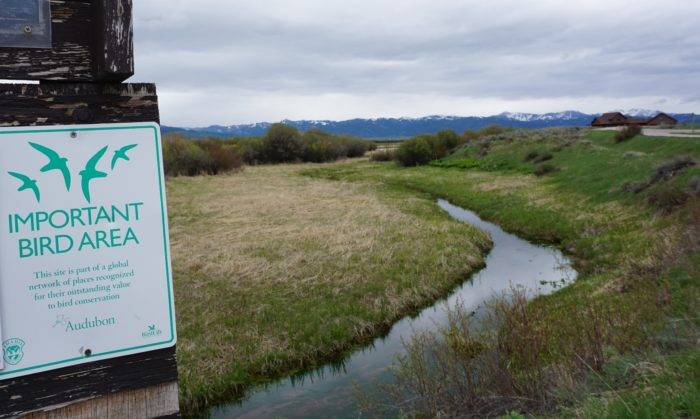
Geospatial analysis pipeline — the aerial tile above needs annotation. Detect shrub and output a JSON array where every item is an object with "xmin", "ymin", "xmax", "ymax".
[
  {"xmin": 621, "ymin": 180, "xmax": 649, "ymax": 194},
  {"xmin": 688, "ymin": 176, "xmax": 700, "ymax": 197},
  {"xmin": 342, "ymin": 135, "xmax": 376, "ymax": 158},
  {"xmin": 463, "ymin": 130, "xmax": 480, "ymax": 142},
  {"xmin": 307, "ymin": 130, "xmax": 374, "ymax": 162},
  {"xmin": 259, "ymin": 123, "xmax": 304, "ymax": 163},
  {"xmin": 394, "ymin": 131, "xmax": 463, "ymax": 167},
  {"xmin": 370, "ymin": 149, "xmax": 395, "ymax": 162},
  {"xmin": 163, "ymin": 135, "xmax": 214, "ymax": 176},
  {"xmin": 425, "ymin": 135, "xmax": 449, "ymax": 159},
  {"xmin": 649, "ymin": 156, "xmax": 696, "ymax": 184},
  {"xmin": 480, "ymin": 124, "xmax": 506, "ymax": 136},
  {"xmin": 262, "ymin": 126, "xmax": 373, "ymax": 163},
  {"xmin": 301, "ymin": 129, "xmax": 343, "ymax": 162},
  {"xmin": 367, "ymin": 289, "xmax": 639, "ymax": 418},
  {"xmin": 534, "ymin": 163, "xmax": 559, "ymax": 176},
  {"xmin": 621, "ymin": 157, "xmax": 697, "ymax": 196},
  {"xmin": 395, "ymin": 137, "xmax": 433, "ymax": 166},
  {"xmin": 166, "ymin": 125, "xmax": 377, "ymax": 170},
  {"xmin": 198, "ymin": 139, "xmax": 244, "ymax": 174},
  {"xmin": 524, "ymin": 150, "xmax": 540, "ymax": 162},
  {"xmin": 475, "ymin": 147, "xmax": 489, "ymax": 158},
  {"xmin": 615, "ymin": 125, "xmax": 642, "ymax": 143},
  {"xmin": 461, "ymin": 125, "xmax": 509, "ymax": 143},
  {"xmin": 647, "ymin": 186, "xmax": 690, "ymax": 213},
  {"xmin": 222, "ymin": 137, "xmax": 264, "ymax": 164},
  {"xmin": 163, "ymin": 135, "xmax": 243, "ymax": 177},
  {"xmin": 532, "ymin": 152, "xmax": 553, "ymax": 163},
  {"xmin": 437, "ymin": 129, "xmax": 463, "ymax": 150},
  {"xmin": 525, "ymin": 150, "xmax": 554, "ymax": 164}
]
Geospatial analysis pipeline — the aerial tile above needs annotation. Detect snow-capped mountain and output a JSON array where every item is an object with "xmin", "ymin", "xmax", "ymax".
[
  {"xmin": 613, "ymin": 109, "xmax": 661, "ymax": 118},
  {"xmin": 498, "ymin": 111, "xmax": 590, "ymax": 122},
  {"xmin": 162, "ymin": 111, "xmax": 694, "ymax": 139}
]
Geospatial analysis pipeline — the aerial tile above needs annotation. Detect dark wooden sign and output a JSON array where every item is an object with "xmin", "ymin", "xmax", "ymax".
[
  {"xmin": 0, "ymin": 1, "xmax": 179, "ymax": 417},
  {"xmin": 0, "ymin": 0, "xmax": 52, "ymax": 48},
  {"xmin": 0, "ymin": 0, "xmax": 133, "ymax": 82}
]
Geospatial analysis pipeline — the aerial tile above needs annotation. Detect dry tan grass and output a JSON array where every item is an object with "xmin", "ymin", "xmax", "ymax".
[{"xmin": 167, "ymin": 164, "xmax": 490, "ymax": 413}]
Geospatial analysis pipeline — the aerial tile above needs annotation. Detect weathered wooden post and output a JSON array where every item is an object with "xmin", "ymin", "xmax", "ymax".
[{"xmin": 0, "ymin": 1, "xmax": 179, "ymax": 417}]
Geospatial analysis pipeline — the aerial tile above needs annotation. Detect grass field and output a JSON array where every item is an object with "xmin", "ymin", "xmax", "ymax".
[
  {"xmin": 304, "ymin": 128, "xmax": 700, "ymax": 416},
  {"xmin": 167, "ymin": 165, "xmax": 490, "ymax": 413},
  {"xmin": 169, "ymin": 128, "xmax": 698, "ymax": 416}
]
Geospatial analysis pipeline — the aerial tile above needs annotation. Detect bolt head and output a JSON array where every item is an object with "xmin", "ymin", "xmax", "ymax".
[{"xmin": 74, "ymin": 108, "xmax": 94, "ymax": 123}]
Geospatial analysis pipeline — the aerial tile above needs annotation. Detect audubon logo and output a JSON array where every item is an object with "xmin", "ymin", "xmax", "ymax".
[
  {"xmin": 2, "ymin": 338, "xmax": 25, "ymax": 365},
  {"xmin": 64, "ymin": 316, "xmax": 116, "ymax": 332},
  {"xmin": 7, "ymin": 142, "xmax": 138, "ymax": 204}
]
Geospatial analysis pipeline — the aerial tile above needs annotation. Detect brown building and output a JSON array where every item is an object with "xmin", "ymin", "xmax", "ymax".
[
  {"xmin": 646, "ymin": 113, "xmax": 678, "ymax": 126},
  {"xmin": 591, "ymin": 112, "xmax": 678, "ymax": 127},
  {"xmin": 591, "ymin": 112, "xmax": 629, "ymax": 127}
]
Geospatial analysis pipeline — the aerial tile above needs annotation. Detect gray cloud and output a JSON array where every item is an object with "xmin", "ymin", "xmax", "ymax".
[{"xmin": 130, "ymin": 0, "xmax": 700, "ymax": 126}]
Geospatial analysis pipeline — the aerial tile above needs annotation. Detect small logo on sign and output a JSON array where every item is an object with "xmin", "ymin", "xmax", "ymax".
[
  {"xmin": 3, "ymin": 338, "xmax": 26, "ymax": 365},
  {"xmin": 53, "ymin": 314, "xmax": 70, "ymax": 328},
  {"xmin": 142, "ymin": 324, "xmax": 162, "ymax": 338}
]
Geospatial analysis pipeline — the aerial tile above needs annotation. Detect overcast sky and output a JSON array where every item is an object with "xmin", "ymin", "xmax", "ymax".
[{"xmin": 131, "ymin": 0, "xmax": 700, "ymax": 126}]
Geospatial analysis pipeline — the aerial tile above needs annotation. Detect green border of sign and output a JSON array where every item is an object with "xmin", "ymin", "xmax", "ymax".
[{"xmin": 0, "ymin": 123, "xmax": 175, "ymax": 378}]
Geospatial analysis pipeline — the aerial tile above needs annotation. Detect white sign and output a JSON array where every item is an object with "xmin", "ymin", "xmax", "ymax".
[{"xmin": 0, "ymin": 122, "xmax": 176, "ymax": 380}]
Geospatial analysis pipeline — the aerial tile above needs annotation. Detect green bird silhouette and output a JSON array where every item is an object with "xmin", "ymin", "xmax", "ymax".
[
  {"xmin": 8, "ymin": 171, "xmax": 40, "ymax": 203},
  {"xmin": 29, "ymin": 142, "xmax": 71, "ymax": 191},
  {"xmin": 79, "ymin": 146, "xmax": 108, "ymax": 203},
  {"xmin": 110, "ymin": 144, "xmax": 138, "ymax": 170}
]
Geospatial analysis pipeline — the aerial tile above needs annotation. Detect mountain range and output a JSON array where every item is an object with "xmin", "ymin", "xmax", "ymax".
[{"xmin": 162, "ymin": 110, "xmax": 696, "ymax": 139}]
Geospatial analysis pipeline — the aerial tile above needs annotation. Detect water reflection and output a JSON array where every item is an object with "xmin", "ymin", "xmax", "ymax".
[{"xmin": 212, "ymin": 199, "xmax": 577, "ymax": 418}]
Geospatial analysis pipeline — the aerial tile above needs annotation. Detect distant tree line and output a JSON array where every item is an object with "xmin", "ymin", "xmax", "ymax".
[{"xmin": 163, "ymin": 123, "xmax": 376, "ymax": 176}]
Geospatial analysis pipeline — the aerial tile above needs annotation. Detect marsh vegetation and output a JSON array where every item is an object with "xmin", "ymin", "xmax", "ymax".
[
  {"xmin": 309, "ymin": 128, "xmax": 700, "ymax": 417},
  {"xmin": 168, "ymin": 164, "xmax": 489, "ymax": 413},
  {"xmin": 168, "ymin": 126, "xmax": 699, "ymax": 416}
]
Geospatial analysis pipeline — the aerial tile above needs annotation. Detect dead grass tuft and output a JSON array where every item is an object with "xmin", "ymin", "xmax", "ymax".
[
  {"xmin": 649, "ymin": 156, "xmax": 696, "ymax": 184},
  {"xmin": 366, "ymin": 287, "xmax": 650, "ymax": 418}
]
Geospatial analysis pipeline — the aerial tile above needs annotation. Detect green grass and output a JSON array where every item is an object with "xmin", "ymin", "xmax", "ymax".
[
  {"xmin": 167, "ymin": 165, "xmax": 490, "ymax": 414},
  {"xmin": 436, "ymin": 130, "xmax": 699, "ymax": 203},
  {"xmin": 304, "ymin": 128, "xmax": 700, "ymax": 417},
  {"xmin": 563, "ymin": 349, "xmax": 700, "ymax": 418},
  {"xmin": 168, "ymin": 128, "xmax": 698, "ymax": 415}
]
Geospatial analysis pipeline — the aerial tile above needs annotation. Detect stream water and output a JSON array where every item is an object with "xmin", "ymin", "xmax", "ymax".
[{"xmin": 212, "ymin": 199, "xmax": 578, "ymax": 418}]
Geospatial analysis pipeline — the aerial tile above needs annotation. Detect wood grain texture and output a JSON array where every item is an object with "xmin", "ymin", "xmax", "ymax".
[
  {"xmin": 0, "ymin": 0, "xmax": 135, "ymax": 82},
  {"xmin": 94, "ymin": 0, "xmax": 134, "ymax": 81},
  {"xmin": 0, "ymin": 83, "xmax": 159, "ymax": 126},
  {"xmin": 23, "ymin": 382, "xmax": 179, "ymax": 419},
  {"xmin": 0, "ymin": 347, "xmax": 178, "ymax": 418},
  {"xmin": 0, "ymin": 82, "xmax": 177, "ymax": 418}
]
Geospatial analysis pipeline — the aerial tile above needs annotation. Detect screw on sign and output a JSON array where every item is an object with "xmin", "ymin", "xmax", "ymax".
[
  {"xmin": 0, "ymin": 0, "xmax": 51, "ymax": 48},
  {"xmin": 0, "ymin": 1, "xmax": 180, "ymax": 417}
]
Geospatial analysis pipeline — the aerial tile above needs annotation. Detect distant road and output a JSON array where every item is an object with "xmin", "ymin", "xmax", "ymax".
[
  {"xmin": 593, "ymin": 127, "xmax": 700, "ymax": 138},
  {"xmin": 643, "ymin": 128, "xmax": 700, "ymax": 138}
]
